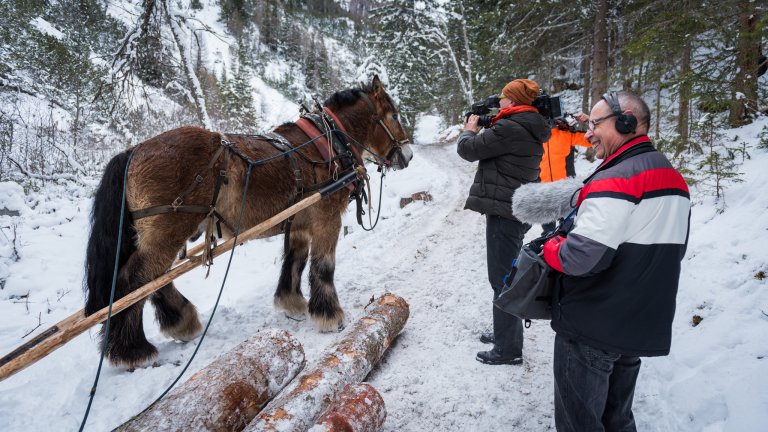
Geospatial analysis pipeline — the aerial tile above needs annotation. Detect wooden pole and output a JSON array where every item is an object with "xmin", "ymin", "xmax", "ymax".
[{"xmin": 0, "ymin": 193, "xmax": 322, "ymax": 382}]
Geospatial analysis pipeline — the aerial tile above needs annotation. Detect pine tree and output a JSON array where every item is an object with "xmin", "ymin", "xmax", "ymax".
[{"xmin": 693, "ymin": 114, "xmax": 744, "ymax": 207}]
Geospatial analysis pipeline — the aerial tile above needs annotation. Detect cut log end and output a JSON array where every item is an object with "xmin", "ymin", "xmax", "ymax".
[{"xmin": 310, "ymin": 383, "xmax": 387, "ymax": 432}]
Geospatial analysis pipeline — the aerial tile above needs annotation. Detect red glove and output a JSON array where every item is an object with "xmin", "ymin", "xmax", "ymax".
[{"xmin": 543, "ymin": 235, "xmax": 565, "ymax": 273}]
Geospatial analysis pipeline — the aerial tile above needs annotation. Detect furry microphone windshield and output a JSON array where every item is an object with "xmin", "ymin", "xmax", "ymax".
[{"xmin": 511, "ymin": 177, "xmax": 583, "ymax": 225}]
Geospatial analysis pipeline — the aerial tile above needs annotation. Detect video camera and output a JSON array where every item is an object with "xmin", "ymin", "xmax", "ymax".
[
  {"xmin": 554, "ymin": 112, "xmax": 588, "ymax": 133},
  {"xmin": 464, "ymin": 92, "xmax": 563, "ymax": 128},
  {"xmin": 463, "ymin": 95, "xmax": 501, "ymax": 128}
]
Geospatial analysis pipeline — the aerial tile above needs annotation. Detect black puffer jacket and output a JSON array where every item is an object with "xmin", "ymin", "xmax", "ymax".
[{"xmin": 457, "ymin": 110, "xmax": 550, "ymax": 220}]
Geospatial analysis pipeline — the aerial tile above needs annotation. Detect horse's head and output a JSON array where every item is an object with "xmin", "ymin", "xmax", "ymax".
[{"xmin": 325, "ymin": 75, "xmax": 413, "ymax": 170}]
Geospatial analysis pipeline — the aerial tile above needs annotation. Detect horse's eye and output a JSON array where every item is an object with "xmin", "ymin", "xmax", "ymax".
[{"xmin": 392, "ymin": 113, "xmax": 399, "ymax": 121}]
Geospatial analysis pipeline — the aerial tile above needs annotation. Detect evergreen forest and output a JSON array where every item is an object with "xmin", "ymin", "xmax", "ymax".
[{"xmin": 1, "ymin": 0, "xmax": 766, "ymax": 198}]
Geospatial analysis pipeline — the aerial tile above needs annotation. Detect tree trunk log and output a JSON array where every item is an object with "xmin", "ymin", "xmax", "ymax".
[
  {"xmin": 117, "ymin": 329, "xmax": 305, "ymax": 432},
  {"xmin": 591, "ymin": 0, "xmax": 609, "ymax": 107},
  {"xmin": 308, "ymin": 383, "xmax": 386, "ymax": 432},
  {"xmin": 244, "ymin": 294, "xmax": 409, "ymax": 432}
]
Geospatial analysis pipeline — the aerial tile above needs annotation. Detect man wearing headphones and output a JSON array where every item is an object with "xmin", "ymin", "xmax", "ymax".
[{"xmin": 541, "ymin": 91, "xmax": 691, "ymax": 431}]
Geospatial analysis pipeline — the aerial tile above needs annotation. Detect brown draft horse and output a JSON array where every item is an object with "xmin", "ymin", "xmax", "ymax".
[{"xmin": 84, "ymin": 76, "xmax": 412, "ymax": 368}]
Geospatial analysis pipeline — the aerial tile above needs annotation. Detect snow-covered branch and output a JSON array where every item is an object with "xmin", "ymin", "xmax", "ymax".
[{"xmin": 162, "ymin": 0, "xmax": 212, "ymax": 129}]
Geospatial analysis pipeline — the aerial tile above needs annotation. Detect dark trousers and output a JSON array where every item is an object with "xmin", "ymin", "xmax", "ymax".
[
  {"xmin": 554, "ymin": 334, "xmax": 641, "ymax": 432},
  {"xmin": 486, "ymin": 215, "xmax": 529, "ymax": 356}
]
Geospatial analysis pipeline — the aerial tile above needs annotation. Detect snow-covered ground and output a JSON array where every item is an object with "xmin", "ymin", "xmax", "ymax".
[{"xmin": 1, "ymin": 117, "xmax": 767, "ymax": 431}]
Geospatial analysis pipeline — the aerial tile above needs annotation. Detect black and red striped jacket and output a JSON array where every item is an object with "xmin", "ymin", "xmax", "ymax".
[{"xmin": 542, "ymin": 136, "xmax": 691, "ymax": 357}]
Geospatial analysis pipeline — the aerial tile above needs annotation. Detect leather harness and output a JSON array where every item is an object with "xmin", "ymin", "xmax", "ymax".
[
  {"xmin": 129, "ymin": 108, "xmax": 366, "ymax": 266},
  {"xmin": 131, "ymin": 137, "xmax": 235, "ymax": 237}
]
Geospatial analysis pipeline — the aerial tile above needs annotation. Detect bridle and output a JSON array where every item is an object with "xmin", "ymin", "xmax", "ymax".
[{"xmin": 358, "ymin": 92, "xmax": 409, "ymax": 168}]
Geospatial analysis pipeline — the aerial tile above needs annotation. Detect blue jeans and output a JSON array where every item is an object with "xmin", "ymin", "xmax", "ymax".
[{"xmin": 554, "ymin": 334, "xmax": 641, "ymax": 432}]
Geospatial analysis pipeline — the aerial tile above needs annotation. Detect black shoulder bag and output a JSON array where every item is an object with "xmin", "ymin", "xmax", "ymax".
[{"xmin": 493, "ymin": 208, "xmax": 576, "ymax": 324}]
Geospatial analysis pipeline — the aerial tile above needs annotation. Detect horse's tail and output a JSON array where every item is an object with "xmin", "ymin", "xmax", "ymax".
[{"xmin": 84, "ymin": 149, "xmax": 136, "ymax": 316}]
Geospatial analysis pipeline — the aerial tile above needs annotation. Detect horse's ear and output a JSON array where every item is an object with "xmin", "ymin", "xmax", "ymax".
[{"xmin": 371, "ymin": 75, "xmax": 384, "ymax": 94}]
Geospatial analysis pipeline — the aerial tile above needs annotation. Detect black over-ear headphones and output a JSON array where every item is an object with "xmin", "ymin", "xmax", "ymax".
[{"xmin": 602, "ymin": 91, "xmax": 637, "ymax": 134}]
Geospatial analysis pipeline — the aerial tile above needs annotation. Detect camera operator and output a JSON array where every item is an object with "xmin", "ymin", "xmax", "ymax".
[
  {"xmin": 541, "ymin": 91, "xmax": 690, "ymax": 431},
  {"xmin": 457, "ymin": 78, "xmax": 551, "ymax": 365},
  {"xmin": 539, "ymin": 112, "xmax": 591, "ymax": 235}
]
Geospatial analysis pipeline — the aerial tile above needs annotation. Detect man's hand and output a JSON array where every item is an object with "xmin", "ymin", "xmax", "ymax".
[
  {"xmin": 464, "ymin": 114, "xmax": 481, "ymax": 133},
  {"xmin": 574, "ymin": 112, "xmax": 588, "ymax": 123}
]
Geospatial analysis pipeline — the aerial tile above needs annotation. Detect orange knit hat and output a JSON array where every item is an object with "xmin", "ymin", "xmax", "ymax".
[{"xmin": 502, "ymin": 79, "xmax": 540, "ymax": 105}]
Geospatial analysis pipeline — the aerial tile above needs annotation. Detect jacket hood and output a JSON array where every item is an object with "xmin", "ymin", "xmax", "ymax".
[{"xmin": 501, "ymin": 111, "xmax": 551, "ymax": 143}]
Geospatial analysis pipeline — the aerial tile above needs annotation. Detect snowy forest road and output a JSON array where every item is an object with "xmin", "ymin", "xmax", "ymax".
[
  {"xmin": 0, "ymin": 141, "xmax": 554, "ymax": 430},
  {"xmin": 0, "ymin": 140, "xmax": 715, "ymax": 431},
  {"xmin": 338, "ymin": 143, "xmax": 558, "ymax": 431}
]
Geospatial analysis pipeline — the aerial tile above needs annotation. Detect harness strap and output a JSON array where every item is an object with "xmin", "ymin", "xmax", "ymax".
[
  {"xmin": 265, "ymin": 132, "xmax": 304, "ymax": 196},
  {"xmin": 209, "ymin": 138, "xmax": 232, "ymax": 211},
  {"xmin": 132, "ymin": 204, "xmax": 211, "ymax": 219},
  {"xmin": 358, "ymin": 93, "xmax": 406, "ymax": 167},
  {"xmin": 263, "ymin": 132, "xmax": 306, "ymax": 242},
  {"xmin": 307, "ymin": 113, "xmax": 350, "ymax": 170},
  {"xmin": 295, "ymin": 117, "xmax": 337, "ymax": 168},
  {"xmin": 323, "ymin": 107, "xmax": 363, "ymax": 165},
  {"xmin": 295, "ymin": 115, "xmax": 357, "ymax": 192},
  {"xmin": 170, "ymin": 143, "xmax": 227, "ymax": 209},
  {"xmin": 131, "ymin": 137, "xmax": 237, "ymax": 269}
]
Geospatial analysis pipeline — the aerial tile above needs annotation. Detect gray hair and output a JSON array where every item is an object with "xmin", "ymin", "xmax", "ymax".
[{"xmin": 617, "ymin": 90, "xmax": 651, "ymax": 133}]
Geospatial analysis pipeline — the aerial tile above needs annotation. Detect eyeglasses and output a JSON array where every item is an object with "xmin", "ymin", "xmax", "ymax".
[{"xmin": 588, "ymin": 113, "xmax": 618, "ymax": 131}]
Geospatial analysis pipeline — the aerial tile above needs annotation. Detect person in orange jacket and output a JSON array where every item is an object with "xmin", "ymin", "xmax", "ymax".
[
  {"xmin": 540, "ymin": 112, "xmax": 591, "ymax": 234},
  {"xmin": 540, "ymin": 113, "xmax": 591, "ymax": 182}
]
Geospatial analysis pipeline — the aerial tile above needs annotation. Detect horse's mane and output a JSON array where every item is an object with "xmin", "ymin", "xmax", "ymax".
[
  {"xmin": 273, "ymin": 82, "xmax": 394, "ymax": 129},
  {"xmin": 324, "ymin": 81, "xmax": 395, "ymax": 109},
  {"xmin": 323, "ymin": 83, "xmax": 373, "ymax": 107}
]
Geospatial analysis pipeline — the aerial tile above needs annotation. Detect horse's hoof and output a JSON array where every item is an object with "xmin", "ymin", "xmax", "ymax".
[
  {"xmin": 274, "ymin": 294, "xmax": 309, "ymax": 316},
  {"xmin": 161, "ymin": 303, "xmax": 203, "ymax": 342},
  {"xmin": 106, "ymin": 341, "xmax": 159, "ymax": 369},
  {"xmin": 311, "ymin": 310, "xmax": 346, "ymax": 333}
]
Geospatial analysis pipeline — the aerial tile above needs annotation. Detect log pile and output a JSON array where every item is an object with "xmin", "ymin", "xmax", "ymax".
[
  {"xmin": 244, "ymin": 293, "xmax": 409, "ymax": 432},
  {"xmin": 116, "ymin": 329, "xmax": 305, "ymax": 432},
  {"xmin": 117, "ymin": 293, "xmax": 408, "ymax": 432}
]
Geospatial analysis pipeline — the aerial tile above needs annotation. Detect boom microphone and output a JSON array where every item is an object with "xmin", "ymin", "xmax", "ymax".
[{"xmin": 511, "ymin": 177, "xmax": 583, "ymax": 224}]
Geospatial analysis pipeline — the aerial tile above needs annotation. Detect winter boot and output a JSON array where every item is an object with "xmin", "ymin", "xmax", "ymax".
[
  {"xmin": 476, "ymin": 306, "xmax": 523, "ymax": 365},
  {"xmin": 479, "ymin": 331, "xmax": 494, "ymax": 344},
  {"xmin": 476, "ymin": 347, "xmax": 523, "ymax": 365}
]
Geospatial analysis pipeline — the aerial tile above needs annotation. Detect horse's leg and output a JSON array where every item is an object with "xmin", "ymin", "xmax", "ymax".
[
  {"xmin": 106, "ymin": 235, "xmax": 201, "ymax": 367},
  {"xmin": 103, "ymin": 249, "xmax": 159, "ymax": 368},
  {"xmin": 150, "ymin": 282, "xmax": 202, "ymax": 341},
  {"xmin": 274, "ymin": 227, "xmax": 310, "ymax": 317},
  {"xmin": 307, "ymin": 217, "xmax": 345, "ymax": 332}
]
